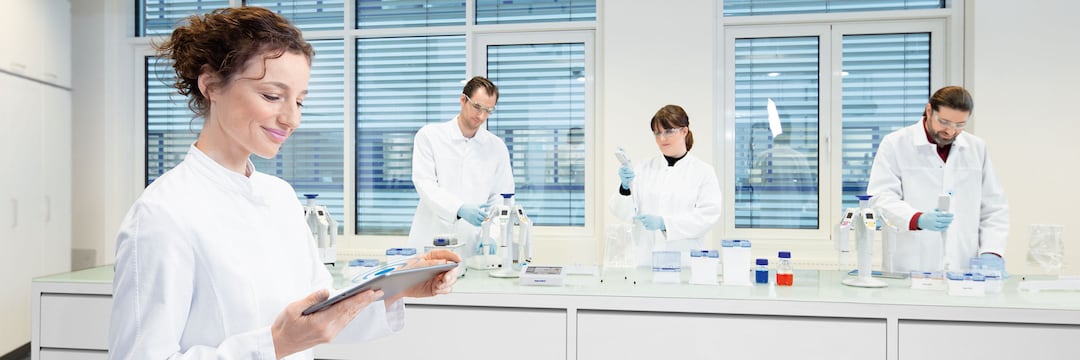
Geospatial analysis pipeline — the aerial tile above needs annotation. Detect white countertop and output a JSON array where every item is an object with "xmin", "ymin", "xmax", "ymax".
[{"xmin": 39, "ymin": 264, "xmax": 1080, "ymax": 313}]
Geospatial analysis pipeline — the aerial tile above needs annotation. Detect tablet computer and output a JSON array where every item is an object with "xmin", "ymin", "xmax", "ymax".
[{"xmin": 302, "ymin": 262, "xmax": 458, "ymax": 315}]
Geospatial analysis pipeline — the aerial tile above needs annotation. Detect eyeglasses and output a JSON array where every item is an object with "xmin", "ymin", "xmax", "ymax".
[
  {"xmin": 932, "ymin": 111, "xmax": 967, "ymax": 130},
  {"xmin": 464, "ymin": 94, "xmax": 495, "ymax": 115},
  {"xmin": 653, "ymin": 127, "xmax": 684, "ymax": 138}
]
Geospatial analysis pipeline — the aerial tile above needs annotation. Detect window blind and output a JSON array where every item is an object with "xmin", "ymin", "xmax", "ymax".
[
  {"xmin": 840, "ymin": 33, "xmax": 930, "ymax": 211},
  {"xmin": 486, "ymin": 43, "xmax": 587, "ymax": 226},
  {"xmin": 476, "ymin": 0, "xmax": 596, "ymax": 25},
  {"xmin": 354, "ymin": 36, "xmax": 466, "ymax": 235},
  {"xmin": 724, "ymin": 0, "xmax": 943, "ymax": 17},
  {"xmin": 245, "ymin": 0, "xmax": 346, "ymax": 32},
  {"xmin": 251, "ymin": 39, "xmax": 346, "ymax": 229},
  {"xmin": 139, "ymin": 0, "xmax": 596, "ymax": 237},
  {"xmin": 139, "ymin": 0, "xmax": 230, "ymax": 37},
  {"xmin": 145, "ymin": 40, "xmax": 348, "ymax": 229},
  {"xmin": 733, "ymin": 36, "xmax": 821, "ymax": 229},
  {"xmin": 145, "ymin": 57, "xmax": 198, "ymax": 184},
  {"xmin": 356, "ymin": 0, "xmax": 466, "ymax": 29}
]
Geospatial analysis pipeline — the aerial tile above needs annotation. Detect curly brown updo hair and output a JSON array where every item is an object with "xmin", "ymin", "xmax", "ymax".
[{"xmin": 154, "ymin": 6, "xmax": 314, "ymax": 118}]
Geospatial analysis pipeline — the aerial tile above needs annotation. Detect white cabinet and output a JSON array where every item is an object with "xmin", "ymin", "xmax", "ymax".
[
  {"xmin": 0, "ymin": 0, "xmax": 72, "ymax": 88},
  {"xmin": 315, "ymin": 305, "xmax": 568, "ymax": 360},
  {"xmin": 577, "ymin": 310, "xmax": 886, "ymax": 360},
  {"xmin": 1, "ymin": 1, "xmax": 73, "ymax": 354},
  {"xmin": 40, "ymin": 86, "xmax": 72, "ymax": 276},
  {"xmin": 898, "ymin": 320, "xmax": 1080, "ymax": 359},
  {"xmin": 39, "ymin": 349, "xmax": 108, "ymax": 360},
  {"xmin": 0, "ymin": 1, "xmax": 34, "ymax": 77},
  {"xmin": 39, "ymin": 294, "xmax": 110, "ymax": 350},
  {"xmin": 0, "ymin": 72, "xmax": 41, "ymax": 354},
  {"xmin": 31, "ymin": 268, "xmax": 1080, "ymax": 360},
  {"xmin": 2, "ymin": 71, "xmax": 72, "ymax": 354},
  {"xmin": 37, "ymin": 0, "xmax": 72, "ymax": 88}
]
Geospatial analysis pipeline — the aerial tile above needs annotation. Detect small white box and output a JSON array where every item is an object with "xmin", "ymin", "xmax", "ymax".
[
  {"xmin": 910, "ymin": 271, "xmax": 946, "ymax": 290},
  {"xmin": 652, "ymin": 251, "xmax": 682, "ymax": 284},
  {"xmin": 425, "ymin": 242, "xmax": 468, "ymax": 277},
  {"xmin": 721, "ymin": 240, "xmax": 752, "ymax": 286},
  {"xmin": 946, "ymin": 272, "xmax": 986, "ymax": 297},
  {"xmin": 386, "ymin": 247, "xmax": 417, "ymax": 265},
  {"xmin": 520, "ymin": 265, "xmax": 565, "ymax": 286},
  {"xmin": 689, "ymin": 249, "xmax": 719, "ymax": 285}
]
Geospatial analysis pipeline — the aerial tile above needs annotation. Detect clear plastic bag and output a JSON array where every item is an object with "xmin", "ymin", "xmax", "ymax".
[
  {"xmin": 1028, "ymin": 224, "xmax": 1065, "ymax": 273},
  {"xmin": 603, "ymin": 223, "xmax": 637, "ymax": 268}
]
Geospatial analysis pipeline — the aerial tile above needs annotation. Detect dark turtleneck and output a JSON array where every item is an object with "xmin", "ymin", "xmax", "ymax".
[
  {"xmin": 619, "ymin": 152, "xmax": 688, "ymax": 196},
  {"xmin": 664, "ymin": 152, "xmax": 687, "ymax": 167}
]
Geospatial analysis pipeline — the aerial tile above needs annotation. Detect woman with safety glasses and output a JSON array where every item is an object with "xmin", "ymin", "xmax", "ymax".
[{"xmin": 609, "ymin": 104, "xmax": 723, "ymax": 265}]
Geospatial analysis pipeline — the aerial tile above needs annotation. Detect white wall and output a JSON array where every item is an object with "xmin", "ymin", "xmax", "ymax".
[
  {"xmin": 69, "ymin": 0, "xmax": 1080, "ymax": 275},
  {"xmin": 70, "ymin": 0, "xmax": 107, "ymax": 270},
  {"xmin": 598, "ymin": 0, "xmax": 718, "ymax": 255},
  {"xmin": 970, "ymin": 0, "xmax": 1080, "ymax": 275},
  {"xmin": 71, "ymin": 0, "xmax": 137, "ymax": 269}
]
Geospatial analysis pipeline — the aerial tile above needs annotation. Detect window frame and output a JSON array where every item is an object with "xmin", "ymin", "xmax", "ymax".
[
  {"xmin": 133, "ymin": 0, "xmax": 599, "ymax": 248},
  {"xmin": 472, "ymin": 30, "xmax": 598, "ymax": 240},
  {"xmin": 719, "ymin": 9, "xmax": 958, "ymax": 253}
]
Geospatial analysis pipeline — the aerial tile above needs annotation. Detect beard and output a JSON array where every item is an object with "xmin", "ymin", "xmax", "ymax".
[{"xmin": 931, "ymin": 131, "xmax": 956, "ymax": 146}]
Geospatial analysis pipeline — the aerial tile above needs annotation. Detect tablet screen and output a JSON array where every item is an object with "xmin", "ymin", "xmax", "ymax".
[{"xmin": 302, "ymin": 262, "xmax": 458, "ymax": 315}]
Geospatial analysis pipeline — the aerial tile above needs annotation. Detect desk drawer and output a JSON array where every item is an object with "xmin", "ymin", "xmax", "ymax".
[
  {"xmin": 39, "ymin": 293, "xmax": 111, "ymax": 350},
  {"xmin": 40, "ymin": 348, "xmax": 108, "ymax": 360}
]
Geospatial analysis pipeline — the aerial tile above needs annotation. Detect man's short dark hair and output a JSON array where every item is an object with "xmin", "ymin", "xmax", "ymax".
[
  {"xmin": 462, "ymin": 76, "xmax": 498, "ymax": 100},
  {"xmin": 929, "ymin": 86, "xmax": 974, "ymax": 114}
]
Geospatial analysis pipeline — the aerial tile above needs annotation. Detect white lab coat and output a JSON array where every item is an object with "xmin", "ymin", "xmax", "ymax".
[
  {"xmin": 110, "ymin": 145, "xmax": 403, "ymax": 360},
  {"xmin": 408, "ymin": 118, "xmax": 515, "ymax": 250},
  {"xmin": 609, "ymin": 153, "xmax": 723, "ymax": 265},
  {"xmin": 867, "ymin": 121, "xmax": 1009, "ymax": 273}
]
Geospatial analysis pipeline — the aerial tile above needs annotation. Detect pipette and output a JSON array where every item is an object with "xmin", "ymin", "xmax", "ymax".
[
  {"xmin": 615, "ymin": 147, "xmax": 639, "ymax": 217},
  {"xmin": 939, "ymin": 192, "xmax": 952, "ymax": 271}
]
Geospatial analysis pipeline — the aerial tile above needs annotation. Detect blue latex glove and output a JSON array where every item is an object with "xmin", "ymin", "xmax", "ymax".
[
  {"xmin": 979, "ymin": 253, "xmax": 1009, "ymax": 278},
  {"xmin": 618, "ymin": 165, "xmax": 635, "ymax": 190},
  {"xmin": 457, "ymin": 203, "xmax": 491, "ymax": 226},
  {"xmin": 917, "ymin": 210, "xmax": 954, "ymax": 232},
  {"xmin": 635, "ymin": 214, "xmax": 665, "ymax": 231}
]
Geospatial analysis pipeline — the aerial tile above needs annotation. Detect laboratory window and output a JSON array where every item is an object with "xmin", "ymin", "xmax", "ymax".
[{"xmin": 140, "ymin": 0, "xmax": 596, "ymax": 237}]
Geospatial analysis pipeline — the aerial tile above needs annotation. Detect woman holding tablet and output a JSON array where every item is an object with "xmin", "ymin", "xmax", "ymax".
[{"xmin": 108, "ymin": 7, "xmax": 459, "ymax": 359}]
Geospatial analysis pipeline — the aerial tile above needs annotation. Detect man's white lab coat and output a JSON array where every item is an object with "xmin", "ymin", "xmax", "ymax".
[
  {"xmin": 408, "ymin": 118, "xmax": 514, "ymax": 250},
  {"xmin": 867, "ymin": 121, "xmax": 1009, "ymax": 272}
]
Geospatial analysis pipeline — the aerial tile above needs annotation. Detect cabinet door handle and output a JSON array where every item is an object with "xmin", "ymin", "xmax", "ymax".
[
  {"xmin": 44, "ymin": 195, "xmax": 51, "ymax": 222},
  {"xmin": 11, "ymin": 199, "xmax": 17, "ymax": 228}
]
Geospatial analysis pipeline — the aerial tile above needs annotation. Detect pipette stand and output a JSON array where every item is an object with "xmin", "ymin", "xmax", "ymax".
[
  {"xmin": 843, "ymin": 195, "xmax": 888, "ymax": 288},
  {"xmin": 482, "ymin": 194, "xmax": 533, "ymax": 278},
  {"xmin": 303, "ymin": 194, "xmax": 337, "ymax": 266}
]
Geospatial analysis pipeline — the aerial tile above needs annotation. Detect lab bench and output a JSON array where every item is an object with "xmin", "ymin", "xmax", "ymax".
[{"xmin": 31, "ymin": 266, "xmax": 1080, "ymax": 360}]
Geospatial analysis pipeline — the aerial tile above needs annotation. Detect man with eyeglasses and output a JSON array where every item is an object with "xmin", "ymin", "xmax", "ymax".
[
  {"xmin": 867, "ymin": 86, "xmax": 1009, "ymax": 276},
  {"xmin": 408, "ymin": 76, "xmax": 515, "ymax": 254}
]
